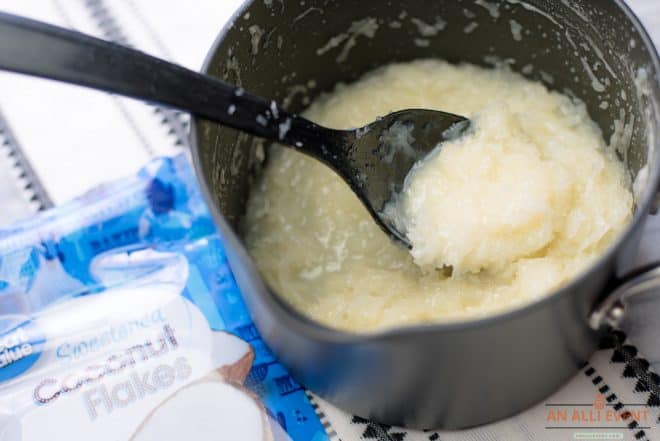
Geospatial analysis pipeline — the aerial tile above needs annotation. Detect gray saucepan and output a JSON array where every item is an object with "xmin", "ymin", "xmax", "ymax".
[{"xmin": 191, "ymin": 0, "xmax": 660, "ymax": 429}]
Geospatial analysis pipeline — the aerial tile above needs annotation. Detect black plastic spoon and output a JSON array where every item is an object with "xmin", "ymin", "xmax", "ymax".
[{"xmin": 0, "ymin": 12, "xmax": 469, "ymax": 247}]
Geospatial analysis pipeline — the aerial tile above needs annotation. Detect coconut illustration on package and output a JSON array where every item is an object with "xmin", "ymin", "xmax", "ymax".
[
  {"xmin": 130, "ymin": 330, "xmax": 283, "ymax": 441},
  {"xmin": 130, "ymin": 338, "xmax": 287, "ymax": 441}
]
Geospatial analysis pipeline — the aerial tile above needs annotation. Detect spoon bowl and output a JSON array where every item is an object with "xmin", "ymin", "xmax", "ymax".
[{"xmin": 312, "ymin": 109, "xmax": 470, "ymax": 246}]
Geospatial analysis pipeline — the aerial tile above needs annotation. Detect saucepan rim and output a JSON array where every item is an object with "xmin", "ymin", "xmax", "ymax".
[{"xmin": 190, "ymin": 0, "xmax": 660, "ymax": 343}]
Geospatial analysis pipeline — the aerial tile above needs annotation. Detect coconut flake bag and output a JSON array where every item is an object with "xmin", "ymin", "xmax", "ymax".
[{"xmin": 0, "ymin": 154, "xmax": 327, "ymax": 441}]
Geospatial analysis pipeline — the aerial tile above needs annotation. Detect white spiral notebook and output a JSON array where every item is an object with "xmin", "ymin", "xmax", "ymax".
[{"xmin": 1, "ymin": 1, "xmax": 660, "ymax": 440}]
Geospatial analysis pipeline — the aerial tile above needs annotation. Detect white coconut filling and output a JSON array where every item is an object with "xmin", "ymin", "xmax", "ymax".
[
  {"xmin": 386, "ymin": 101, "xmax": 631, "ymax": 275},
  {"xmin": 244, "ymin": 59, "xmax": 633, "ymax": 332}
]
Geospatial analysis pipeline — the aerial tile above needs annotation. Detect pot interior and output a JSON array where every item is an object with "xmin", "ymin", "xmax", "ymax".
[{"xmin": 196, "ymin": 0, "xmax": 659, "ymax": 256}]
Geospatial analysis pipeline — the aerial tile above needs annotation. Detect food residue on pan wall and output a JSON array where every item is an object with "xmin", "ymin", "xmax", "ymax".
[
  {"xmin": 410, "ymin": 17, "xmax": 447, "ymax": 37},
  {"xmin": 293, "ymin": 7, "xmax": 322, "ymax": 23},
  {"xmin": 248, "ymin": 25, "xmax": 264, "ymax": 55},
  {"xmin": 316, "ymin": 17, "xmax": 379, "ymax": 63},
  {"xmin": 253, "ymin": 0, "xmax": 640, "ymax": 110},
  {"xmin": 509, "ymin": 19, "xmax": 523, "ymax": 41},
  {"xmin": 237, "ymin": 0, "xmax": 654, "ymax": 202},
  {"xmin": 463, "ymin": 22, "xmax": 479, "ymax": 34},
  {"xmin": 506, "ymin": 0, "xmax": 560, "ymax": 26},
  {"xmin": 474, "ymin": 0, "xmax": 501, "ymax": 18},
  {"xmin": 539, "ymin": 70, "xmax": 554, "ymax": 85},
  {"xmin": 463, "ymin": 8, "xmax": 477, "ymax": 19}
]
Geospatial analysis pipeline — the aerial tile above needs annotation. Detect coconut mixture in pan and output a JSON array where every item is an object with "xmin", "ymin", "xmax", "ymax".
[{"xmin": 244, "ymin": 59, "xmax": 633, "ymax": 332}]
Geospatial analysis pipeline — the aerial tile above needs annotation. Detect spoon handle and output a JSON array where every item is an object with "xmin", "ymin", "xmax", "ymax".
[{"xmin": 0, "ymin": 12, "xmax": 327, "ymax": 147}]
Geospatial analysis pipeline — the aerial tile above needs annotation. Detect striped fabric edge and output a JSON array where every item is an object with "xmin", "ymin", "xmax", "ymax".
[
  {"xmin": 600, "ymin": 330, "xmax": 660, "ymax": 420},
  {"xmin": 0, "ymin": 108, "xmax": 53, "ymax": 212},
  {"xmin": 583, "ymin": 361, "xmax": 651, "ymax": 440},
  {"xmin": 306, "ymin": 390, "xmax": 342, "ymax": 441}
]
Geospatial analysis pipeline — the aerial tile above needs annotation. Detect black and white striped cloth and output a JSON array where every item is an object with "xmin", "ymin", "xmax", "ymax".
[{"xmin": 1, "ymin": 1, "xmax": 659, "ymax": 440}]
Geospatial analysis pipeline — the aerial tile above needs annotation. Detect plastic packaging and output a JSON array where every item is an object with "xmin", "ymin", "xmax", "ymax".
[{"xmin": 0, "ymin": 154, "xmax": 327, "ymax": 441}]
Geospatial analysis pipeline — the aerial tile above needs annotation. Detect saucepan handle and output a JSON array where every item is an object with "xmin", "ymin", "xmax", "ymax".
[{"xmin": 589, "ymin": 263, "xmax": 660, "ymax": 330}]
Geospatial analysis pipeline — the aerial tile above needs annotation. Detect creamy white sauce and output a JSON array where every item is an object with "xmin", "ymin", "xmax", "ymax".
[{"xmin": 245, "ymin": 60, "xmax": 632, "ymax": 332}]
